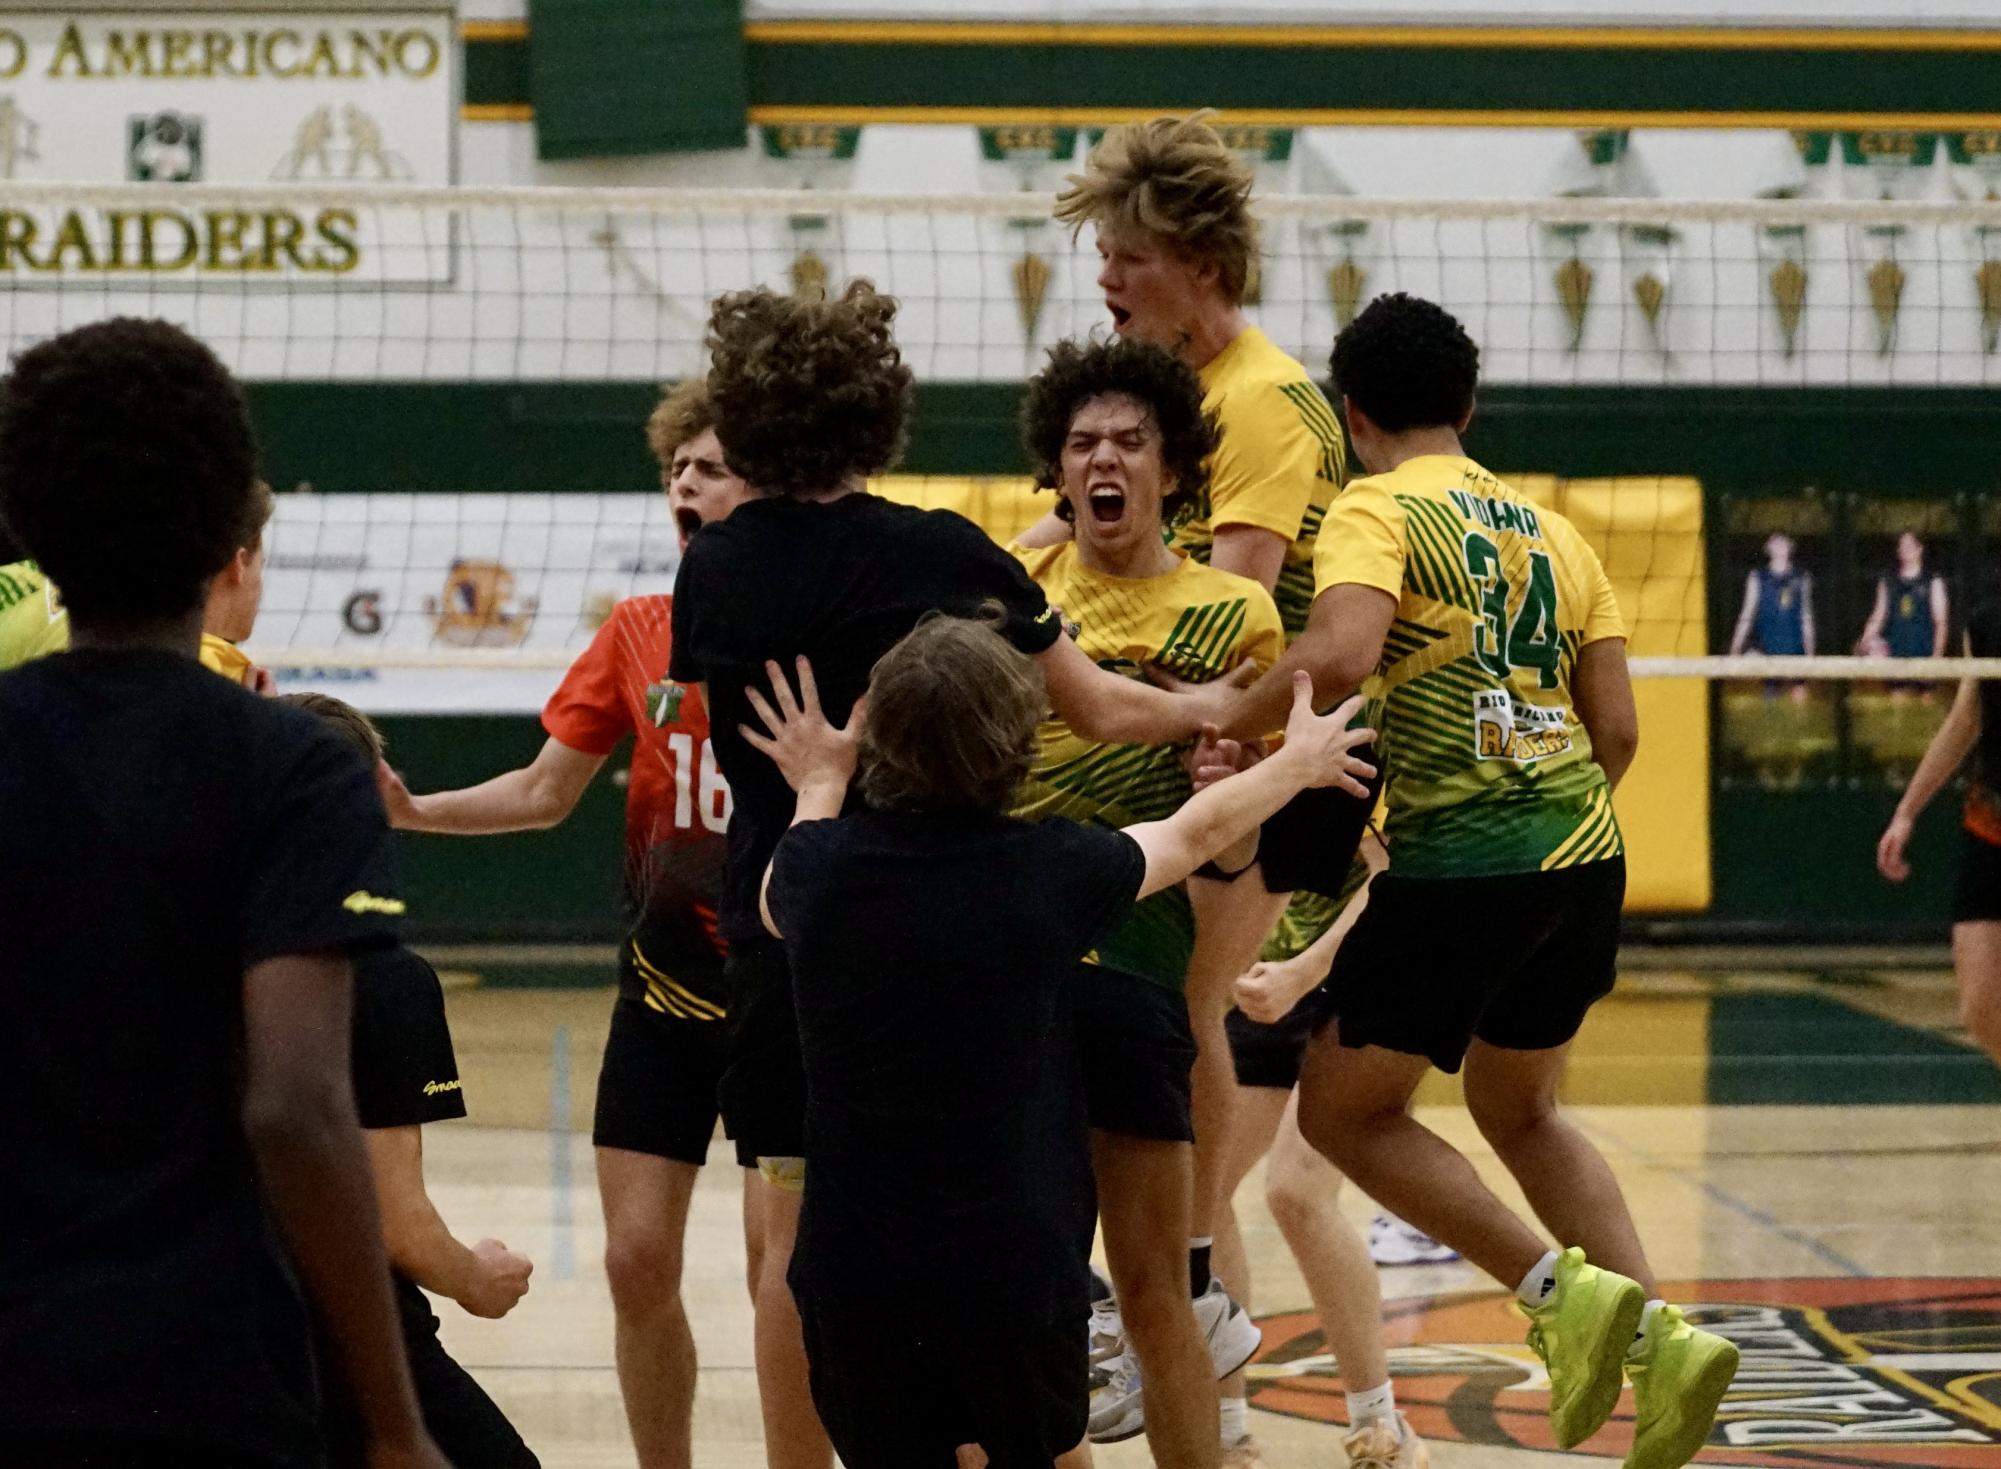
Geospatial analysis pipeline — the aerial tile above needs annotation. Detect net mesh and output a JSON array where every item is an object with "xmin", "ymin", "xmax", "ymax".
[{"xmin": 3, "ymin": 180, "xmax": 2001, "ymax": 713}]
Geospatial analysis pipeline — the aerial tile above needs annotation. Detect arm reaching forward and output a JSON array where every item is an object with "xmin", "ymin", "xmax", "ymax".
[
  {"xmin": 1123, "ymin": 672, "xmax": 1373, "ymax": 900},
  {"xmin": 378, "ymin": 736, "xmax": 605, "ymax": 834}
]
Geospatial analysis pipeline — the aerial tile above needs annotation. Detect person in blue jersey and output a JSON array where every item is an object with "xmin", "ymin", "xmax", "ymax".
[
  {"xmin": 1857, "ymin": 530, "xmax": 1949, "ymax": 665},
  {"xmin": 1728, "ymin": 531, "xmax": 1815, "ymax": 660}
]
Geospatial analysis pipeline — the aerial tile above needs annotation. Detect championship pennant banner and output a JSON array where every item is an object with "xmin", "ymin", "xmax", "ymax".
[
  {"xmin": 0, "ymin": 8, "xmax": 453, "ymax": 282},
  {"xmin": 253, "ymin": 493, "xmax": 682, "ymax": 715}
]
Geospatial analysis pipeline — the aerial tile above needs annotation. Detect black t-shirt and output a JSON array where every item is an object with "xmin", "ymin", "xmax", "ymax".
[
  {"xmin": 668, "ymin": 495, "xmax": 1061, "ymax": 946},
  {"xmin": 351, "ymin": 944, "xmax": 466, "ymax": 1336},
  {"xmin": 767, "ymin": 809, "xmax": 1145, "ymax": 1325},
  {"xmin": 0, "ymin": 649, "xmax": 400, "ymax": 1463}
]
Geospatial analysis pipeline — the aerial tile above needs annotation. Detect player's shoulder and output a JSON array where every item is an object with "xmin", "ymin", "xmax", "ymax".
[
  {"xmin": 1171, "ymin": 553, "xmax": 1280, "ymax": 614},
  {"xmin": 1211, "ymin": 326, "xmax": 1318, "ymax": 394},
  {"xmin": 604, "ymin": 592, "xmax": 674, "ymax": 630}
]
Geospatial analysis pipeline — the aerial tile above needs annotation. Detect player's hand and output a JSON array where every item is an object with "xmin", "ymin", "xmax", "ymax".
[
  {"xmin": 1235, "ymin": 955, "xmax": 1320, "ymax": 1025},
  {"xmin": 247, "ymin": 664, "xmax": 277, "ymax": 696},
  {"xmin": 460, "ymin": 1237, "xmax": 533, "ymax": 1319},
  {"xmin": 1877, "ymin": 812, "xmax": 1916, "ymax": 883},
  {"xmin": 1149, "ymin": 659, "xmax": 1259, "ymax": 736},
  {"xmin": 375, "ymin": 760, "xmax": 421, "ymax": 829},
  {"xmin": 1272, "ymin": 674, "xmax": 1375, "ymax": 799},
  {"xmin": 740, "ymin": 656, "xmax": 864, "ymax": 801},
  {"xmin": 1188, "ymin": 725, "xmax": 1264, "ymax": 793}
]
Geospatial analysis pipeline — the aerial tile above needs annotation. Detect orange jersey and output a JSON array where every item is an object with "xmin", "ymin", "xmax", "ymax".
[{"xmin": 543, "ymin": 596, "xmax": 730, "ymax": 989}]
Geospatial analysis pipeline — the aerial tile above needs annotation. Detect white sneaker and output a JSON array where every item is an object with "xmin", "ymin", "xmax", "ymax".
[
  {"xmin": 1088, "ymin": 1292, "xmax": 1125, "ymax": 1367},
  {"xmin": 1086, "ymin": 1282, "xmax": 1261, "ymax": 1444},
  {"xmin": 1344, "ymin": 1412, "xmax": 1431, "ymax": 1467},
  {"xmin": 1194, "ymin": 1278, "xmax": 1263, "ymax": 1378},
  {"xmin": 1222, "ymin": 1434, "xmax": 1268, "ymax": 1467},
  {"xmin": 1368, "ymin": 1212, "xmax": 1461, "ymax": 1266}
]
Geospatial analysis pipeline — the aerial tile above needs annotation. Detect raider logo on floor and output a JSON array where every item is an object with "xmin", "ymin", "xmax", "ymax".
[{"xmin": 1250, "ymin": 1279, "xmax": 2001, "ymax": 1465}]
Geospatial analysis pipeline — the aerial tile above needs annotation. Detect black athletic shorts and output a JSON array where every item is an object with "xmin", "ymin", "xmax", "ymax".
[
  {"xmin": 717, "ymin": 939, "xmax": 809, "ymax": 1165},
  {"xmin": 1955, "ymin": 831, "xmax": 2001, "ymax": 924},
  {"xmin": 1226, "ymin": 993, "xmax": 1321, "ymax": 1092},
  {"xmin": 1313, "ymin": 856, "xmax": 1625, "ymax": 1074},
  {"xmin": 799, "ymin": 1298, "xmax": 1087, "ymax": 1468},
  {"xmin": 1073, "ymin": 963, "xmax": 1197, "ymax": 1143},
  {"xmin": 1256, "ymin": 752, "xmax": 1380, "ymax": 898},
  {"xmin": 0, "ymin": 1435, "xmax": 283, "ymax": 1468},
  {"xmin": 593, "ymin": 994, "xmax": 738, "ymax": 1166}
]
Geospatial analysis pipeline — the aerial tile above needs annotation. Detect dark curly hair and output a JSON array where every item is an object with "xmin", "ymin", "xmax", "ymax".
[
  {"xmin": 1019, "ymin": 336, "xmax": 1219, "ymax": 524},
  {"xmin": 704, "ymin": 280, "xmax": 913, "ymax": 497},
  {"xmin": 1328, "ymin": 292, "xmax": 1480, "ymax": 435},
  {"xmin": 0, "ymin": 318, "xmax": 259, "ymax": 623}
]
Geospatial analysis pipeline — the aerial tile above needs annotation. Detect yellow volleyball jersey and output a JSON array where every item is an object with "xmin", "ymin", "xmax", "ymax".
[
  {"xmin": 1010, "ymin": 542, "xmax": 1283, "ymax": 987},
  {"xmin": 1313, "ymin": 455, "xmax": 1626, "ymax": 879},
  {"xmin": 1166, "ymin": 326, "xmax": 1347, "ymax": 639},
  {"xmin": 0, "ymin": 560, "xmax": 69, "ymax": 670}
]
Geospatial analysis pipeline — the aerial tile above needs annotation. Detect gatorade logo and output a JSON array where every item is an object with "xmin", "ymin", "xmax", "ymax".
[{"xmin": 1248, "ymin": 1279, "xmax": 2001, "ymax": 1463}]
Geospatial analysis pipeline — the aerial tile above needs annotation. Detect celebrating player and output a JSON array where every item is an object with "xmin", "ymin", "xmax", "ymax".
[
  {"xmin": 1010, "ymin": 335, "xmax": 1278, "ymax": 1453},
  {"xmin": 671, "ymin": 279, "xmax": 1228, "ymax": 1469},
  {"xmin": 289, "ymin": 694, "xmax": 540, "ymax": 1469},
  {"xmin": 0, "ymin": 318, "xmax": 442, "ymax": 1468},
  {"xmin": 1035, "ymin": 109, "xmax": 1371, "ymax": 1459},
  {"xmin": 744, "ymin": 624, "xmax": 1373, "ymax": 1468},
  {"xmin": 1202, "ymin": 293, "xmax": 1739, "ymax": 1469},
  {"xmin": 377, "ymin": 380, "xmax": 776, "ymax": 1469}
]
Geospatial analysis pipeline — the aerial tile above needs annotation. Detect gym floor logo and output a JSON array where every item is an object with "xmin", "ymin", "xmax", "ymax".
[{"xmin": 1249, "ymin": 1279, "xmax": 2001, "ymax": 1465}]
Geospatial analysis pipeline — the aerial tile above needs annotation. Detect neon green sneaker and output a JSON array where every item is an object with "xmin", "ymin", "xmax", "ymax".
[
  {"xmin": 1521, "ymin": 1247, "xmax": 1645, "ymax": 1449},
  {"xmin": 1624, "ymin": 1304, "xmax": 1740, "ymax": 1469}
]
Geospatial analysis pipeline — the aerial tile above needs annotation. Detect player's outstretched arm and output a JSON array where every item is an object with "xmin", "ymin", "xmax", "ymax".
[
  {"xmin": 379, "ymin": 737, "xmax": 606, "ymax": 835},
  {"xmin": 365, "ymin": 1127, "xmax": 533, "ymax": 1320},
  {"xmin": 1122, "ymin": 673, "xmax": 1373, "ymax": 900},
  {"xmin": 1039, "ymin": 632, "xmax": 1250, "ymax": 746},
  {"xmin": 1572, "ymin": 638, "xmax": 1641, "ymax": 791},
  {"xmin": 1728, "ymin": 571, "xmax": 1760, "ymax": 657},
  {"xmin": 741, "ymin": 657, "xmax": 864, "ymax": 936},
  {"xmin": 1209, "ymin": 584, "xmax": 1397, "ymax": 742},
  {"xmin": 1879, "ymin": 648, "xmax": 1982, "ymax": 883},
  {"xmin": 241, "ymin": 951, "xmax": 444, "ymax": 1469}
]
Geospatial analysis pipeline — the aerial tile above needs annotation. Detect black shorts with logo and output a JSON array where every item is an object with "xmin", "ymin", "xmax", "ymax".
[
  {"xmin": 1955, "ymin": 830, "xmax": 2001, "ymax": 924},
  {"xmin": 1311, "ymin": 856, "xmax": 1625, "ymax": 1074},
  {"xmin": 594, "ymin": 925, "xmax": 745, "ymax": 1166},
  {"xmin": 1256, "ymin": 752, "xmax": 1380, "ymax": 898}
]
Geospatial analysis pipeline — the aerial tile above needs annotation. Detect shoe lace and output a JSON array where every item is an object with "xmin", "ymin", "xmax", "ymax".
[
  {"xmin": 1524, "ymin": 1316, "xmax": 1550, "ymax": 1366},
  {"xmin": 1342, "ymin": 1424, "xmax": 1399, "ymax": 1467}
]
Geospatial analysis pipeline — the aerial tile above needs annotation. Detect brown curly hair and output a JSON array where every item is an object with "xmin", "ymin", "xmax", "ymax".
[
  {"xmin": 1053, "ymin": 112, "xmax": 1260, "ymax": 305},
  {"xmin": 643, "ymin": 380, "xmax": 715, "ymax": 474},
  {"xmin": 704, "ymin": 280, "xmax": 913, "ymax": 497},
  {"xmin": 1019, "ymin": 336, "xmax": 1219, "ymax": 525},
  {"xmin": 860, "ymin": 609, "xmax": 1045, "ymax": 814}
]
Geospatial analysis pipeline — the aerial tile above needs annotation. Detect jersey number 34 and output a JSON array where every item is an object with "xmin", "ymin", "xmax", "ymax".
[{"xmin": 1462, "ymin": 533, "xmax": 1562, "ymax": 690}]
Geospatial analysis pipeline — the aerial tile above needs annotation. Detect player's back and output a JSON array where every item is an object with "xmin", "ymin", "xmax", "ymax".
[
  {"xmin": 0, "ymin": 648, "xmax": 374, "ymax": 1458},
  {"xmin": 1315, "ymin": 455, "xmax": 1626, "ymax": 879}
]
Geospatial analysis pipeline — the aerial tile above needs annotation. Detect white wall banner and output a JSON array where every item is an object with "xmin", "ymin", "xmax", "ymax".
[
  {"xmin": 253, "ymin": 492, "xmax": 682, "ymax": 715},
  {"xmin": 0, "ymin": 8, "xmax": 453, "ymax": 282}
]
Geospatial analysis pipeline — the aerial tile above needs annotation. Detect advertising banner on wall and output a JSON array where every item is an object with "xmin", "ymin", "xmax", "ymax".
[
  {"xmin": 0, "ymin": 7, "xmax": 453, "ymax": 282},
  {"xmin": 252, "ymin": 491, "xmax": 681, "ymax": 715}
]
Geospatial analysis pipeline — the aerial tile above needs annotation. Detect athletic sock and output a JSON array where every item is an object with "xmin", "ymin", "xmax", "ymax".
[
  {"xmin": 1090, "ymin": 1265, "xmax": 1115, "ymax": 1305},
  {"xmin": 1218, "ymin": 1394, "xmax": 1249, "ymax": 1444},
  {"xmin": 1516, "ymin": 1248, "xmax": 1562, "ymax": 1309},
  {"xmin": 1189, "ymin": 1237, "xmax": 1214, "ymax": 1298},
  {"xmin": 1347, "ymin": 1380, "xmax": 1397, "ymax": 1432},
  {"xmin": 1629, "ymin": 1298, "xmax": 1667, "ymax": 1358}
]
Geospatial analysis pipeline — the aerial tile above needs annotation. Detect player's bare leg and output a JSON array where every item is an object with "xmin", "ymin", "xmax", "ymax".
[
  {"xmin": 1093, "ymin": 1132, "xmax": 1221, "ymax": 1469},
  {"xmin": 1055, "ymin": 1441, "xmax": 1095, "ymax": 1467},
  {"xmin": 750, "ymin": 1175, "xmax": 834, "ymax": 1469},
  {"xmin": 741, "ymin": 1166, "xmax": 767, "ymax": 1302},
  {"xmin": 1210, "ymin": 1084, "xmax": 1288, "ymax": 1431},
  {"xmin": 1262, "ymin": 1090, "xmax": 1392, "ymax": 1407},
  {"xmin": 598, "ymin": 1148, "xmax": 702, "ymax": 1469},
  {"xmin": 1460, "ymin": 1040, "xmax": 1655, "ymax": 1295},
  {"xmin": 1295, "ymin": 1034, "xmax": 1548, "ymax": 1289},
  {"xmin": 1952, "ymin": 921, "xmax": 2001, "ymax": 1064}
]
